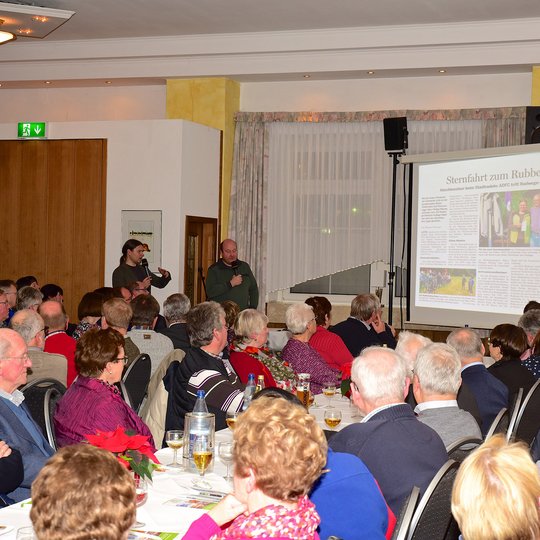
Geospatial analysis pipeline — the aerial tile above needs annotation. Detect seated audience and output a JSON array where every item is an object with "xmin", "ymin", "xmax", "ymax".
[
  {"xmin": 40, "ymin": 283, "xmax": 64, "ymax": 303},
  {"xmin": 329, "ymin": 346, "xmax": 447, "ymax": 515},
  {"xmin": 54, "ymin": 328, "xmax": 155, "ymax": 450},
  {"xmin": 488, "ymin": 323, "xmax": 536, "ymax": 401},
  {"xmin": 447, "ymin": 328, "xmax": 509, "ymax": 436},
  {"xmin": 413, "ymin": 343, "xmax": 482, "ymax": 447},
  {"xmin": 0, "ymin": 441, "xmax": 23, "ymax": 507},
  {"xmin": 72, "ymin": 291, "xmax": 103, "ymax": 340},
  {"xmin": 282, "ymin": 303, "xmax": 341, "ymax": 394},
  {"xmin": 16, "ymin": 286, "xmax": 42, "ymax": 312},
  {"xmin": 16, "ymin": 276, "xmax": 39, "ymax": 291},
  {"xmin": 159, "ymin": 293, "xmax": 191, "ymax": 351},
  {"xmin": 101, "ymin": 298, "xmax": 140, "ymax": 371},
  {"xmin": 523, "ymin": 300, "xmax": 540, "ymax": 313},
  {"xmin": 166, "ymin": 301, "xmax": 244, "ymax": 432},
  {"xmin": 221, "ymin": 300, "xmax": 240, "ymax": 347},
  {"xmin": 0, "ymin": 280, "xmax": 17, "ymax": 326},
  {"xmin": 0, "ymin": 291, "xmax": 9, "ymax": 329},
  {"xmin": 39, "ymin": 300, "xmax": 77, "ymax": 385},
  {"xmin": 230, "ymin": 309, "xmax": 277, "ymax": 387},
  {"xmin": 330, "ymin": 293, "xmax": 396, "ymax": 357},
  {"xmin": 10, "ymin": 309, "xmax": 68, "ymax": 385},
  {"xmin": 113, "ymin": 286, "xmax": 132, "ymax": 303},
  {"xmin": 0, "ymin": 329, "xmax": 54, "ymax": 502},
  {"xmin": 305, "ymin": 296, "xmax": 353, "ymax": 378},
  {"xmin": 182, "ymin": 396, "xmax": 327, "ymax": 540},
  {"xmin": 127, "ymin": 294, "xmax": 173, "ymax": 376},
  {"xmin": 452, "ymin": 434, "xmax": 540, "ymax": 540},
  {"xmin": 30, "ymin": 444, "xmax": 136, "ymax": 540}
]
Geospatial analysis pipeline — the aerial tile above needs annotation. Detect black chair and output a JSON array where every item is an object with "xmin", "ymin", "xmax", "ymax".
[
  {"xmin": 20, "ymin": 378, "xmax": 66, "ymax": 448},
  {"xmin": 445, "ymin": 436, "xmax": 482, "ymax": 463},
  {"xmin": 506, "ymin": 387, "xmax": 524, "ymax": 442},
  {"xmin": 484, "ymin": 407, "xmax": 508, "ymax": 439},
  {"xmin": 120, "ymin": 353, "xmax": 151, "ymax": 413},
  {"xmin": 512, "ymin": 379, "xmax": 540, "ymax": 445},
  {"xmin": 407, "ymin": 460, "xmax": 459, "ymax": 540},
  {"xmin": 391, "ymin": 486, "xmax": 420, "ymax": 540}
]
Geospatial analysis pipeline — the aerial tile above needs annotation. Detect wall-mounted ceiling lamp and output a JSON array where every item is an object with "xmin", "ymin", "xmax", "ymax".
[
  {"xmin": 0, "ymin": 19, "xmax": 15, "ymax": 44},
  {"xmin": 0, "ymin": 2, "xmax": 74, "ymax": 41}
]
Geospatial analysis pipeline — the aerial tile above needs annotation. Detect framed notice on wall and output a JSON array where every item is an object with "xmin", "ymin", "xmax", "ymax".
[{"xmin": 121, "ymin": 210, "xmax": 162, "ymax": 269}]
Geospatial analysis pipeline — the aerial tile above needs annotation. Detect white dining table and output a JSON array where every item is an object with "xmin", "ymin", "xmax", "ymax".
[
  {"xmin": 309, "ymin": 391, "xmax": 363, "ymax": 432},
  {"xmin": 0, "ymin": 430, "xmax": 235, "ymax": 540}
]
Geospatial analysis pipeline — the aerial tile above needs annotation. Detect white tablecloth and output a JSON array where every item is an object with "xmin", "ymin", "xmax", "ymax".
[
  {"xmin": 0, "ymin": 431, "xmax": 235, "ymax": 540},
  {"xmin": 309, "ymin": 392, "xmax": 363, "ymax": 432}
]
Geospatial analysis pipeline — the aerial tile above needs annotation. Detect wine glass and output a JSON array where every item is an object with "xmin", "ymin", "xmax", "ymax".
[
  {"xmin": 324, "ymin": 408, "xmax": 342, "ymax": 431},
  {"xmin": 132, "ymin": 474, "xmax": 148, "ymax": 528},
  {"xmin": 218, "ymin": 441, "xmax": 234, "ymax": 482},
  {"xmin": 193, "ymin": 436, "xmax": 213, "ymax": 478},
  {"xmin": 165, "ymin": 429, "xmax": 184, "ymax": 469},
  {"xmin": 322, "ymin": 381, "xmax": 337, "ymax": 408},
  {"xmin": 226, "ymin": 411, "xmax": 239, "ymax": 431}
]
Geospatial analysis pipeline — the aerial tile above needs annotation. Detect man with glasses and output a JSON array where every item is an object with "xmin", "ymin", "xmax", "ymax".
[
  {"xmin": 0, "ymin": 328, "xmax": 54, "ymax": 502},
  {"xmin": 0, "ymin": 292, "xmax": 9, "ymax": 329},
  {"xmin": 0, "ymin": 280, "xmax": 17, "ymax": 327},
  {"xmin": 10, "ymin": 309, "xmax": 67, "ymax": 386}
]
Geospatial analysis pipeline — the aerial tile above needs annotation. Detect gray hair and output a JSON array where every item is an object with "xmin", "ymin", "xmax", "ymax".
[
  {"xmin": 9, "ymin": 309, "xmax": 44, "ymax": 344},
  {"xmin": 163, "ymin": 293, "xmax": 191, "ymax": 324},
  {"xmin": 285, "ymin": 303, "xmax": 314, "ymax": 335},
  {"xmin": 518, "ymin": 309, "xmax": 540, "ymax": 340},
  {"xmin": 446, "ymin": 328, "xmax": 483, "ymax": 359},
  {"xmin": 350, "ymin": 294, "xmax": 380, "ymax": 321},
  {"xmin": 16, "ymin": 286, "xmax": 43, "ymax": 311},
  {"xmin": 395, "ymin": 330, "xmax": 432, "ymax": 372},
  {"xmin": 0, "ymin": 328, "xmax": 22, "ymax": 359},
  {"xmin": 186, "ymin": 301, "xmax": 225, "ymax": 348},
  {"xmin": 352, "ymin": 346, "xmax": 408, "ymax": 406},
  {"xmin": 234, "ymin": 309, "xmax": 268, "ymax": 341},
  {"xmin": 414, "ymin": 343, "xmax": 462, "ymax": 395}
]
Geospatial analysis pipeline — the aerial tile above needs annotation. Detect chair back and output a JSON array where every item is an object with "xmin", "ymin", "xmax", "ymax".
[
  {"xmin": 121, "ymin": 353, "xmax": 151, "ymax": 413},
  {"xmin": 513, "ymin": 379, "xmax": 540, "ymax": 445},
  {"xmin": 391, "ymin": 486, "xmax": 420, "ymax": 540},
  {"xmin": 506, "ymin": 387, "xmax": 524, "ymax": 442},
  {"xmin": 445, "ymin": 437, "xmax": 482, "ymax": 463},
  {"xmin": 20, "ymin": 378, "xmax": 67, "ymax": 447},
  {"xmin": 484, "ymin": 407, "xmax": 508, "ymax": 439},
  {"xmin": 407, "ymin": 460, "xmax": 459, "ymax": 540}
]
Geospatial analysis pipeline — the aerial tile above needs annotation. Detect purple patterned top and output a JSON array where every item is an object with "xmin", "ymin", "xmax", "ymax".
[{"xmin": 281, "ymin": 338, "xmax": 340, "ymax": 394}]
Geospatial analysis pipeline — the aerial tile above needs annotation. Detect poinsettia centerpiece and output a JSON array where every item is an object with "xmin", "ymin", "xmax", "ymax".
[{"xmin": 86, "ymin": 427, "xmax": 159, "ymax": 480}]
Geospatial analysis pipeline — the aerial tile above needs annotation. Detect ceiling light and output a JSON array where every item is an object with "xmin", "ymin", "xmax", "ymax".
[
  {"xmin": 439, "ymin": 69, "xmax": 446, "ymax": 73},
  {"xmin": 44, "ymin": 81, "xmax": 51, "ymax": 85},
  {"xmin": 18, "ymin": 28, "xmax": 32, "ymax": 35},
  {"xmin": 303, "ymin": 74, "xmax": 311, "ymax": 79},
  {"xmin": 0, "ymin": 19, "xmax": 15, "ymax": 44},
  {"xmin": 32, "ymin": 16, "xmax": 49, "ymax": 23},
  {"xmin": 105, "ymin": 81, "xmax": 112, "ymax": 84},
  {"xmin": 367, "ymin": 71, "xmax": 375, "ymax": 75}
]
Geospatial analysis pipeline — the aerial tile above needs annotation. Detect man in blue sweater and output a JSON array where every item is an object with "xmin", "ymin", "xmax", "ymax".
[{"xmin": 329, "ymin": 346, "xmax": 448, "ymax": 515}]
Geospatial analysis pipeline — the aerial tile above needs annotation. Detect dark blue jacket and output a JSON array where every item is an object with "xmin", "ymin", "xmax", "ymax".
[{"xmin": 330, "ymin": 317, "xmax": 396, "ymax": 357}]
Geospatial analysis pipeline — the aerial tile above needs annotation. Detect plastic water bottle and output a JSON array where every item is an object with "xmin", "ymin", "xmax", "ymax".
[
  {"xmin": 242, "ymin": 373, "xmax": 256, "ymax": 410},
  {"xmin": 193, "ymin": 390, "xmax": 209, "ymax": 414}
]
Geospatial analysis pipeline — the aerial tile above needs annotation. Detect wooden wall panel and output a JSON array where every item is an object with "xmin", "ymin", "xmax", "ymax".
[{"xmin": 0, "ymin": 139, "xmax": 106, "ymax": 323}]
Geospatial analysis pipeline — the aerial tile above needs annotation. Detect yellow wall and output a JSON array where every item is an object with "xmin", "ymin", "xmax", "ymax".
[
  {"xmin": 532, "ymin": 67, "xmax": 540, "ymax": 106},
  {"xmin": 166, "ymin": 78, "xmax": 240, "ymax": 239}
]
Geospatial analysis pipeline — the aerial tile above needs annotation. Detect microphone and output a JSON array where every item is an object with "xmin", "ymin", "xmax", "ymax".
[
  {"xmin": 141, "ymin": 258, "xmax": 151, "ymax": 278},
  {"xmin": 231, "ymin": 260, "xmax": 240, "ymax": 275}
]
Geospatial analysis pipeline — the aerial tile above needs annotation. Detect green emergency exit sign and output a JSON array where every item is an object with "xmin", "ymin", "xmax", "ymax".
[{"xmin": 18, "ymin": 122, "xmax": 47, "ymax": 138}]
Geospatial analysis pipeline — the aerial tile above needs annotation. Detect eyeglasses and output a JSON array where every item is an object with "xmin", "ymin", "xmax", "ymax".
[
  {"xmin": 0, "ymin": 301, "xmax": 8, "ymax": 307},
  {"xmin": 111, "ymin": 356, "xmax": 129, "ymax": 365},
  {"xmin": 33, "ymin": 326, "xmax": 48, "ymax": 338},
  {"xmin": 1, "ymin": 353, "xmax": 30, "ymax": 362}
]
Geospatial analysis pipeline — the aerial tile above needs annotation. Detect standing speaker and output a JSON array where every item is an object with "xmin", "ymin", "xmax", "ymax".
[
  {"xmin": 525, "ymin": 106, "xmax": 540, "ymax": 144},
  {"xmin": 383, "ymin": 117, "xmax": 408, "ymax": 153}
]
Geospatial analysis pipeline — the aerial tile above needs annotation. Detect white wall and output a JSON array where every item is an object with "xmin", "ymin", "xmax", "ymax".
[
  {"xmin": 0, "ymin": 85, "xmax": 166, "ymax": 122},
  {"xmin": 240, "ymin": 72, "xmax": 532, "ymax": 111},
  {"xmin": 0, "ymin": 119, "xmax": 220, "ymax": 308}
]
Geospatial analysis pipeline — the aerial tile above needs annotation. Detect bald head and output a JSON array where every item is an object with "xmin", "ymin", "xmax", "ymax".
[
  {"xmin": 10, "ymin": 309, "xmax": 46, "ymax": 348},
  {"xmin": 38, "ymin": 300, "xmax": 67, "ymax": 332},
  {"xmin": 446, "ymin": 328, "xmax": 484, "ymax": 365},
  {"xmin": 220, "ymin": 239, "xmax": 238, "ymax": 266}
]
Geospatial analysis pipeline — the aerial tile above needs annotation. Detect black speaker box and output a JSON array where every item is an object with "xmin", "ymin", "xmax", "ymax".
[
  {"xmin": 525, "ymin": 106, "xmax": 540, "ymax": 144},
  {"xmin": 383, "ymin": 117, "xmax": 408, "ymax": 153}
]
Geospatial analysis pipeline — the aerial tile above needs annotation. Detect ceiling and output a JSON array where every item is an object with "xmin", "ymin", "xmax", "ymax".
[{"xmin": 1, "ymin": 0, "xmax": 540, "ymax": 87}]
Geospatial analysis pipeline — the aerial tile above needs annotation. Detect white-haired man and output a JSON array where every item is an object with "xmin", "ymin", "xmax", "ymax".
[
  {"xmin": 329, "ymin": 346, "xmax": 447, "ymax": 515},
  {"xmin": 158, "ymin": 293, "xmax": 191, "ymax": 351},
  {"xmin": 413, "ymin": 343, "xmax": 482, "ymax": 447},
  {"xmin": 10, "ymin": 309, "xmax": 67, "ymax": 386}
]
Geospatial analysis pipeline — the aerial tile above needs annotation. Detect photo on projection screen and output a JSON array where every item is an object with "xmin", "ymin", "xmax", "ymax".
[{"xmin": 410, "ymin": 150, "xmax": 540, "ymax": 329}]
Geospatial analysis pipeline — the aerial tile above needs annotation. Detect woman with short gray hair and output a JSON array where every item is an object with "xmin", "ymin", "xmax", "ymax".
[{"xmin": 281, "ymin": 304, "xmax": 341, "ymax": 394}]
